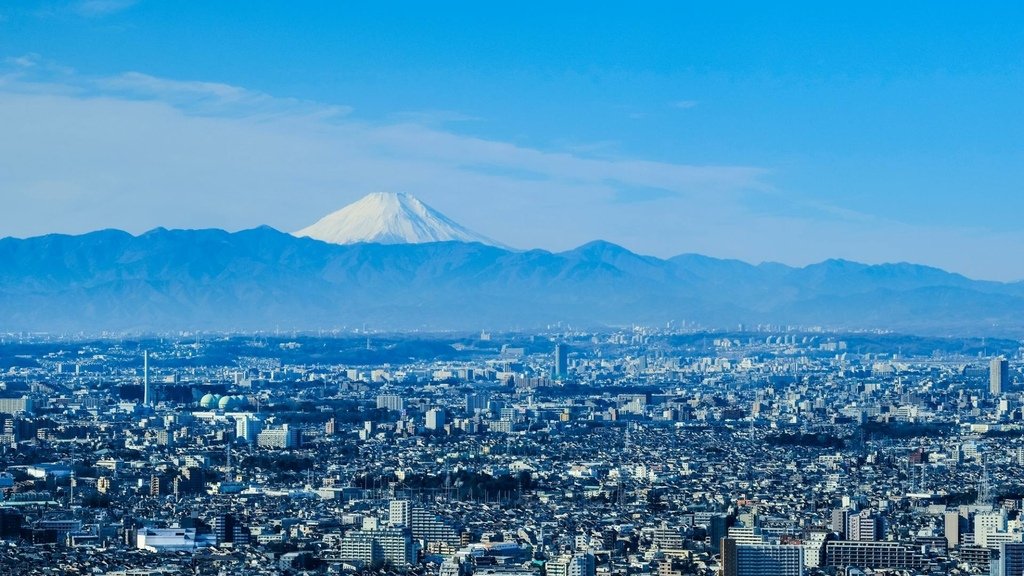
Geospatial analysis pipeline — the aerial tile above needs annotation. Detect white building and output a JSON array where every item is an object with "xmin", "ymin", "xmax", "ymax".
[
  {"xmin": 426, "ymin": 408, "xmax": 446, "ymax": 431},
  {"xmin": 136, "ymin": 528, "xmax": 200, "ymax": 553},
  {"xmin": 235, "ymin": 414, "xmax": 262, "ymax": 444},
  {"xmin": 256, "ymin": 424, "xmax": 301, "ymax": 448}
]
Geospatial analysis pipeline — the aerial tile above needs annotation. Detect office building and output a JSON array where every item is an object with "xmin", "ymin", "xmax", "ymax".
[
  {"xmin": 213, "ymin": 514, "xmax": 250, "ymax": 547},
  {"xmin": 992, "ymin": 542, "xmax": 1024, "ymax": 576},
  {"xmin": 831, "ymin": 508, "xmax": 850, "ymax": 539},
  {"xmin": 136, "ymin": 528, "xmax": 199, "ymax": 553},
  {"xmin": 975, "ymin": 509, "xmax": 1008, "ymax": 549}
]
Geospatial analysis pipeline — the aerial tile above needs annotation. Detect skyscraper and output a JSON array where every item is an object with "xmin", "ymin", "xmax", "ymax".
[
  {"xmin": 991, "ymin": 356, "xmax": 1009, "ymax": 395},
  {"xmin": 554, "ymin": 344, "xmax": 568, "ymax": 379},
  {"xmin": 143, "ymin": 351, "xmax": 151, "ymax": 406}
]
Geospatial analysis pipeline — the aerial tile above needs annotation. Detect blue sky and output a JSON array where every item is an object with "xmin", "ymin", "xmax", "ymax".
[{"xmin": 1, "ymin": 2, "xmax": 1022, "ymax": 280}]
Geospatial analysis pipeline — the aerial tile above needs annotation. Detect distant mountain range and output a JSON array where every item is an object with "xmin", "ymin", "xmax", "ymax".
[{"xmin": 2, "ymin": 224, "xmax": 1023, "ymax": 335}]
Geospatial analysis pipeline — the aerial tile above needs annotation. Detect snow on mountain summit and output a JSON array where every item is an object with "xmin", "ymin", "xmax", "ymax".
[{"xmin": 293, "ymin": 192, "xmax": 504, "ymax": 247}]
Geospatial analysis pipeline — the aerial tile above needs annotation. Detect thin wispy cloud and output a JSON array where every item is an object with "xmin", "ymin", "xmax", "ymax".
[
  {"xmin": 671, "ymin": 100, "xmax": 699, "ymax": 109},
  {"xmin": 0, "ymin": 63, "xmax": 769, "ymax": 257},
  {"xmin": 3, "ymin": 59, "xmax": 1020, "ymax": 279},
  {"xmin": 388, "ymin": 110, "xmax": 481, "ymax": 126},
  {"xmin": 4, "ymin": 54, "xmax": 40, "ymax": 69},
  {"xmin": 74, "ymin": 0, "xmax": 137, "ymax": 17}
]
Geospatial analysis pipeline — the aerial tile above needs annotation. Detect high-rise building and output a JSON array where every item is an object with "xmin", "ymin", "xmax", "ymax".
[
  {"xmin": 408, "ymin": 505, "xmax": 461, "ymax": 548},
  {"xmin": 465, "ymin": 393, "xmax": 490, "ymax": 414},
  {"xmin": 0, "ymin": 397, "xmax": 34, "ymax": 416},
  {"xmin": 425, "ymin": 408, "xmax": 445, "ymax": 431},
  {"xmin": 235, "ymin": 415, "xmax": 263, "ymax": 444},
  {"xmin": 991, "ymin": 356, "xmax": 1010, "ymax": 395},
  {"xmin": 389, "ymin": 500, "xmax": 411, "ymax": 527},
  {"xmin": 376, "ymin": 394, "xmax": 405, "ymax": 412},
  {"xmin": 831, "ymin": 509, "xmax": 851, "ymax": 539},
  {"xmin": 143, "ymin": 351, "xmax": 152, "ymax": 406},
  {"xmin": 944, "ymin": 510, "xmax": 964, "ymax": 549},
  {"xmin": 847, "ymin": 511, "xmax": 879, "ymax": 541},
  {"xmin": 554, "ymin": 344, "xmax": 569, "ymax": 379},
  {"xmin": 993, "ymin": 542, "xmax": 1024, "ymax": 576},
  {"xmin": 256, "ymin": 424, "xmax": 301, "ymax": 449},
  {"xmin": 708, "ymin": 515, "xmax": 729, "ymax": 552},
  {"xmin": 339, "ymin": 528, "xmax": 413, "ymax": 566},
  {"xmin": 213, "ymin": 514, "xmax": 250, "ymax": 547},
  {"xmin": 721, "ymin": 539, "xmax": 804, "ymax": 576},
  {"xmin": 975, "ymin": 509, "xmax": 1008, "ymax": 549}
]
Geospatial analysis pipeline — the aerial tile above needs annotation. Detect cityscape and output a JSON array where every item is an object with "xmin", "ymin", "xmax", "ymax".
[
  {"xmin": 0, "ymin": 329, "xmax": 1021, "ymax": 575},
  {"xmin": 3, "ymin": 2, "xmax": 1024, "ymax": 575}
]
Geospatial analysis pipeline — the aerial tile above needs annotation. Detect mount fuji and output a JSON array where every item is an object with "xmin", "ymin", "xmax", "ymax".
[
  {"xmin": 294, "ymin": 192, "xmax": 505, "ymax": 247},
  {"xmin": 2, "ymin": 193, "xmax": 1024, "ymax": 333}
]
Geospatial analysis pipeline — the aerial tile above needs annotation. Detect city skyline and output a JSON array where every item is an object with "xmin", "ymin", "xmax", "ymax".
[
  {"xmin": 4, "ymin": 5, "xmax": 1024, "ymax": 575},
  {"xmin": 1, "ymin": 3, "xmax": 1023, "ymax": 280}
]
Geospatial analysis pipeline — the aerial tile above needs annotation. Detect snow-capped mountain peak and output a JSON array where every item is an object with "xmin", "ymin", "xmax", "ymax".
[{"xmin": 294, "ymin": 192, "xmax": 504, "ymax": 246}]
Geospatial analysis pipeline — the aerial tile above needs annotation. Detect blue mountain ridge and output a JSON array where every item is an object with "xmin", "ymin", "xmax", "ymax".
[{"xmin": 1, "ymin": 226, "xmax": 1022, "ymax": 335}]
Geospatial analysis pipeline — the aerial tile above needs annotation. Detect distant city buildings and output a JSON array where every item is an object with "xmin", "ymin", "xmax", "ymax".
[{"xmin": 0, "ymin": 329, "xmax": 1022, "ymax": 573}]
